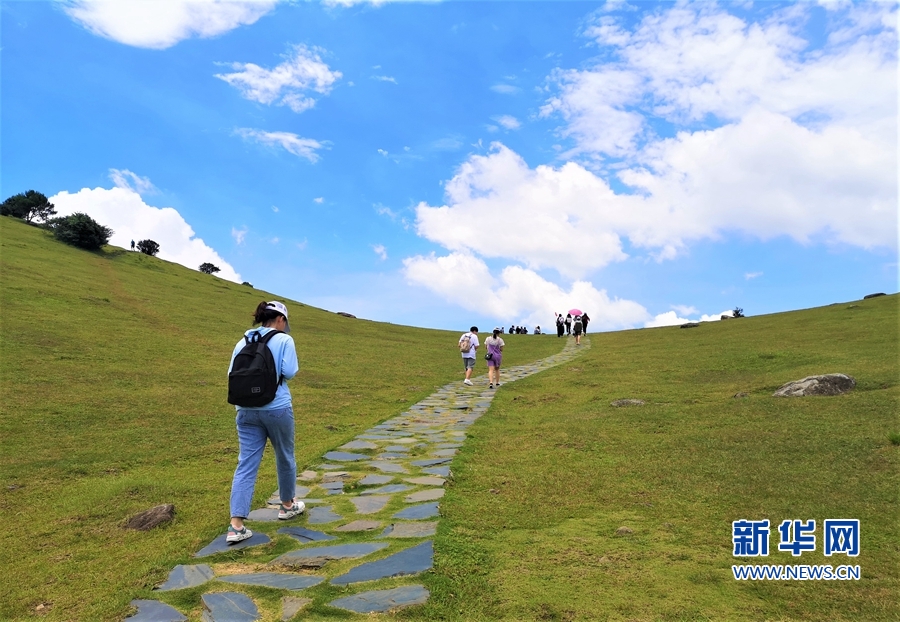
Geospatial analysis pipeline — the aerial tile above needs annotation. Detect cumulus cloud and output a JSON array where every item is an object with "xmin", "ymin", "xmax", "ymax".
[
  {"xmin": 51, "ymin": 186, "xmax": 241, "ymax": 282},
  {"xmin": 63, "ymin": 0, "xmax": 277, "ymax": 49},
  {"xmin": 313, "ymin": 197, "xmax": 324, "ymax": 204},
  {"xmin": 372, "ymin": 244, "xmax": 388, "ymax": 260},
  {"xmin": 644, "ymin": 311, "xmax": 691, "ymax": 328},
  {"xmin": 403, "ymin": 252, "xmax": 649, "ymax": 330},
  {"xmin": 216, "ymin": 44, "xmax": 341, "ymax": 113},
  {"xmin": 235, "ymin": 128, "xmax": 326, "ymax": 162},
  {"xmin": 109, "ymin": 168, "xmax": 157, "ymax": 194},
  {"xmin": 232, "ymin": 227, "xmax": 248, "ymax": 245}
]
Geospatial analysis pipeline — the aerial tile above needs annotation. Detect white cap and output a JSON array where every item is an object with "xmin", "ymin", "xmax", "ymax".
[{"xmin": 265, "ymin": 301, "xmax": 291, "ymax": 333}]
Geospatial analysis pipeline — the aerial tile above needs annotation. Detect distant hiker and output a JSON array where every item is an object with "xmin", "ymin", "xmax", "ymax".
[
  {"xmin": 130, "ymin": 240, "xmax": 135, "ymax": 251},
  {"xmin": 522, "ymin": 326, "xmax": 528, "ymax": 334},
  {"xmin": 225, "ymin": 301, "xmax": 303, "ymax": 544},
  {"xmin": 500, "ymin": 326, "xmax": 504, "ymax": 334},
  {"xmin": 573, "ymin": 314, "xmax": 583, "ymax": 345},
  {"xmin": 556, "ymin": 313, "xmax": 565, "ymax": 337},
  {"xmin": 565, "ymin": 313, "xmax": 572, "ymax": 335},
  {"xmin": 508, "ymin": 326, "xmax": 514, "ymax": 335},
  {"xmin": 485, "ymin": 327, "xmax": 505, "ymax": 389},
  {"xmin": 582, "ymin": 313, "xmax": 590, "ymax": 334},
  {"xmin": 534, "ymin": 325, "xmax": 541, "ymax": 335},
  {"xmin": 459, "ymin": 326, "xmax": 479, "ymax": 386}
]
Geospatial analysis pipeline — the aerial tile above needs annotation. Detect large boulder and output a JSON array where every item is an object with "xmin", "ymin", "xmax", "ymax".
[
  {"xmin": 773, "ymin": 374, "xmax": 856, "ymax": 397},
  {"xmin": 863, "ymin": 292, "xmax": 886, "ymax": 299}
]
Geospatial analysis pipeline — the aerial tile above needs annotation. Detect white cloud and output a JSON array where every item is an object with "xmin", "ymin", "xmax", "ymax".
[
  {"xmin": 297, "ymin": 238, "xmax": 308, "ymax": 250},
  {"xmin": 271, "ymin": 205, "xmax": 279, "ymax": 212},
  {"xmin": 235, "ymin": 128, "xmax": 326, "ymax": 162},
  {"xmin": 671, "ymin": 304, "xmax": 698, "ymax": 316},
  {"xmin": 377, "ymin": 149, "xmax": 389, "ymax": 156},
  {"xmin": 431, "ymin": 137, "xmax": 464, "ymax": 151},
  {"xmin": 745, "ymin": 271, "xmax": 763, "ymax": 280},
  {"xmin": 403, "ymin": 252, "xmax": 649, "ymax": 330},
  {"xmin": 63, "ymin": 0, "xmax": 277, "ymax": 49},
  {"xmin": 491, "ymin": 84, "xmax": 521, "ymax": 95},
  {"xmin": 109, "ymin": 169, "xmax": 157, "ymax": 195},
  {"xmin": 645, "ymin": 311, "xmax": 691, "ymax": 328},
  {"xmin": 372, "ymin": 244, "xmax": 388, "ymax": 260},
  {"xmin": 372, "ymin": 75, "xmax": 398, "ymax": 84},
  {"xmin": 313, "ymin": 197, "xmax": 324, "ymax": 204},
  {"xmin": 494, "ymin": 115, "xmax": 521, "ymax": 130},
  {"xmin": 232, "ymin": 227, "xmax": 248, "ymax": 245},
  {"xmin": 324, "ymin": 0, "xmax": 441, "ymax": 6},
  {"xmin": 700, "ymin": 309, "xmax": 734, "ymax": 322},
  {"xmin": 216, "ymin": 44, "xmax": 341, "ymax": 113},
  {"xmin": 51, "ymin": 186, "xmax": 241, "ymax": 282}
]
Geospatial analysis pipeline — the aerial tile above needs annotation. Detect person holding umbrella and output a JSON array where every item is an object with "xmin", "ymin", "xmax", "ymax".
[{"xmin": 568, "ymin": 308, "xmax": 583, "ymax": 344}]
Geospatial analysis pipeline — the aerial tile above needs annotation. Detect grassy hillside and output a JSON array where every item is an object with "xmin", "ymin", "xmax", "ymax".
[
  {"xmin": 420, "ymin": 293, "xmax": 899, "ymax": 620},
  {"xmin": 0, "ymin": 217, "xmax": 565, "ymax": 621}
]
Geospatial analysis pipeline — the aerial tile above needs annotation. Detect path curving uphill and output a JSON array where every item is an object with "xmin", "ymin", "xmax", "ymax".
[{"xmin": 129, "ymin": 337, "xmax": 587, "ymax": 621}]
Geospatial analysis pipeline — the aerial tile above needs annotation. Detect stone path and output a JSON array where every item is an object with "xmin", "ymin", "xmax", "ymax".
[{"xmin": 128, "ymin": 338, "xmax": 586, "ymax": 621}]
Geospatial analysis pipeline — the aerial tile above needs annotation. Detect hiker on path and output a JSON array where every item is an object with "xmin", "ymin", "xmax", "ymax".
[
  {"xmin": 582, "ymin": 313, "xmax": 590, "ymax": 334},
  {"xmin": 573, "ymin": 314, "xmax": 584, "ymax": 345},
  {"xmin": 485, "ymin": 327, "xmax": 505, "ymax": 389},
  {"xmin": 556, "ymin": 313, "xmax": 565, "ymax": 338},
  {"xmin": 130, "ymin": 239, "xmax": 135, "ymax": 251},
  {"xmin": 225, "ymin": 301, "xmax": 303, "ymax": 544},
  {"xmin": 459, "ymin": 326, "xmax": 479, "ymax": 386},
  {"xmin": 565, "ymin": 313, "xmax": 572, "ymax": 335}
]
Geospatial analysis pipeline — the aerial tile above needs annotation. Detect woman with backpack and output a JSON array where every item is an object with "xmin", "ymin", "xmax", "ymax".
[
  {"xmin": 573, "ymin": 314, "xmax": 584, "ymax": 345},
  {"xmin": 225, "ymin": 301, "xmax": 303, "ymax": 544},
  {"xmin": 485, "ymin": 327, "xmax": 505, "ymax": 389}
]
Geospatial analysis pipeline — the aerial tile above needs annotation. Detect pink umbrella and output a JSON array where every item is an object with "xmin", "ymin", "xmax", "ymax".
[{"xmin": 568, "ymin": 308, "xmax": 583, "ymax": 316}]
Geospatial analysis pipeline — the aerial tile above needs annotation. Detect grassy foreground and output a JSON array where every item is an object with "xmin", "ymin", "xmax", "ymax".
[
  {"xmin": 417, "ymin": 294, "xmax": 899, "ymax": 620},
  {"xmin": 0, "ymin": 217, "xmax": 564, "ymax": 621}
]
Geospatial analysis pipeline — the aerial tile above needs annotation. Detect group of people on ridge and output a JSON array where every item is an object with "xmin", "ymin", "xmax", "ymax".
[{"xmin": 555, "ymin": 312, "xmax": 589, "ymax": 345}]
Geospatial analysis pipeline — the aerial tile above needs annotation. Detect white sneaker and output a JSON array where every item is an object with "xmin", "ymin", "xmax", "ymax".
[
  {"xmin": 278, "ymin": 500, "xmax": 306, "ymax": 520},
  {"xmin": 226, "ymin": 525, "xmax": 253, "ymax": 544},
  {"xmin": 463, "ymin": 379, "xmax": 473, "ymax": 386}
]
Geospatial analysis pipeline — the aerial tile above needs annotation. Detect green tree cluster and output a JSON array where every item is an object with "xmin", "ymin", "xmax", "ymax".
[
  {"xmin": 50, "ymin": 213, "xmax": 113, "ymax": 250},
  {"xmin": 1, "ymin": 190, "xmax": 57, "ymax": 223}
]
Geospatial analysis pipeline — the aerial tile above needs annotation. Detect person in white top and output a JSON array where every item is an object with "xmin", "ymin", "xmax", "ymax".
[{"xmin": 458, "ymin": 326, "xmax": 480, "ymax": 386}]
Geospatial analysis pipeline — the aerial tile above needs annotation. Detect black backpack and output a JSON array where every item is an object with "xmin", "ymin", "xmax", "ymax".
[{"xmin": 228, "ymin": 330, "xmax": 283, "ymax": 407}]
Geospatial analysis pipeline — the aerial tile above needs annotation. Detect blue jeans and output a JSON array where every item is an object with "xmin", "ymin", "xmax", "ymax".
[{"xmin": 230, "ymin": 407, "xmax": 296, "ymax": 519}]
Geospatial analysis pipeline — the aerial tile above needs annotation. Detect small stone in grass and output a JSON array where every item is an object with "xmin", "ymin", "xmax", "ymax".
[{"xmin": 615, "ymin": 526, "xmax": 634, "ymax": 536}]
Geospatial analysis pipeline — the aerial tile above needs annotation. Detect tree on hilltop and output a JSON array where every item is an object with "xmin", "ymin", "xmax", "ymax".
[
  {"xmin": 49, "ymin": 213, "xmax": 113, "ymax": 250},
  {"xmin": 199, "ymin": 262, "xmax": 220, "ymax": 274},
  {"xmin": 137, "ymin": 239, "xmax": 160, "ymax": 256},
  {"xmin": 1, "ymin": 190, "xmax": 57, "ymax": 223}
]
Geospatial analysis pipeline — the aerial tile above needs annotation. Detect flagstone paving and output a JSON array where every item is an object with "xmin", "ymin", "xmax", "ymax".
[{"xmin": 130, "ymin": 338, "xmax": 584, "ymax": 619}]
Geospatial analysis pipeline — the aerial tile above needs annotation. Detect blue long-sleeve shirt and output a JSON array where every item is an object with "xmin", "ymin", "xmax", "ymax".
[{"xmin": 228, "ymin": 327, "xmax": 299, "ymax": 410}]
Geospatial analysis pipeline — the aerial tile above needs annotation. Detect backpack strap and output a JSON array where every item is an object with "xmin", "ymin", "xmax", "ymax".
[{"xmin": 249, "ymin": 329, "xmax": 286, "ymax": 384}]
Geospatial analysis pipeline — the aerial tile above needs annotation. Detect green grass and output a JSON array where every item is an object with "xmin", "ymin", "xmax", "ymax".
[
  {"xmin": 0, "ymin": 217, "xmax": 564, "ymax": 621},
  {"xmin": 412, "ymin": 295, "xmax": 899, "ymax": 621}
]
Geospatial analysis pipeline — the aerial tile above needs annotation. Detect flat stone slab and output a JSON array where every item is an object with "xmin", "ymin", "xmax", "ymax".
[
  {"xmin": 329, "ymin": 584, "xmax": 429, "ymax": 611},
  {"xmin": 339, "ymin": 440, "xmax": 378, "ymax": 450},
  {"xmin": 376, "ymin": 453, "xmax": 408, "ymax": 460},
  {"xmin": 390, "ymin": 437, "xmax": 418, "ymax": 444},
  {"xmin": 381, "ymin": 521, "xmax": 438, "ymax": 538},
  {"xmin": 219, "ymin": 573, "xmax": 323, "ymax": 590},
  {"xmin": 351, "ymin": 495, "xmax": 390, "ymax": 514},
  {"xmin": 321, "ymin": 472, "xmax": 351, "ymax": 483},
  {"xmin": 423, "ymin": 466, "xmax": 450, "ymax": 477},
  {"xmin": 194, "ymin": 532, "xmax": 271, "ymax": 557},
  {"xmin": 411, "ymin": 458, "xmax": 451, "ymax": 467},
  {"xmin": 126, "ymin": 600, "xmax": 187, "ymax": 622},
  {"xmin": 201, "ymin": 592, "xmax": 259, "ymax": 622},
  {"xmin": 298, "ymin": 470, "xmax": 318, "ymax": 481},
  {"xmin": 367, "ymin": 461, "xmax": 409, "ymax": 473},
  {"xmin": 307, "ymin": 506, "xmax": 342, "ymax": 524},
  {"xmin": 331, "ymin": 540, "xmax": 433, "ymax": 585},
  {"xmin": 358, "ymin": 474, "xmax": 394, "ymax": 486},
  {"xmin": 393, "ymin": 502, "xmax": 439, "ymax": 520},
  {"xmin": 405, "ymin": 489, "xmax": 445, "ymax": 503},
  {"xmin": 335, "ymin": 520, "xmax": 383, "ymax": 532},
  {"xmin": 431, "ymin": 449, "xmax": 458, "ymax": 458},
  {"xmin": 282, "ymin": 597, "xmax": 311, "ymax": 621},
  {"xmin": 272, "ymin": 542, "xmax": 389, "ymax": 568},
  {"xmin": 404, "ymin": 477, "xmax": 445, "ymax": 486},
  {"xmin": 383, "ymin": 445, "xmax": 411, "ymax": 452},
  {"xmin": 362, "ymin": 484, "xmax": 412, "ymax": 495},
  {"xmin": 277, "ymin": 526, "xmax": 337, "ymax": 543},
  {"xmin": 318, "ymin": 463, "xmax": 344, "ymax": 470},
  {"xmin": 321, "ymin": 481, "xmax": 345, "ymax": 490},
  {"xmin": 268, "ymin": 486, "xmax": 310, "ymax": 505},
  {"xmin": 323, "ymin": 451, "xmax": 369, "ymax": 462},
  {"xmin": 155, "ymin": 564, "xmax": 214, "ymax": 591},
  {"xmin": 246, "ymin": 508, "xmax": 281, "ymax": 522}
]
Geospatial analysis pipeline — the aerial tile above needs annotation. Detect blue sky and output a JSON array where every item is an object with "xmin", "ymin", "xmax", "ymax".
[{"xmin": 2, "ymin": 0, "xmax": 896, "ymax": 332}]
